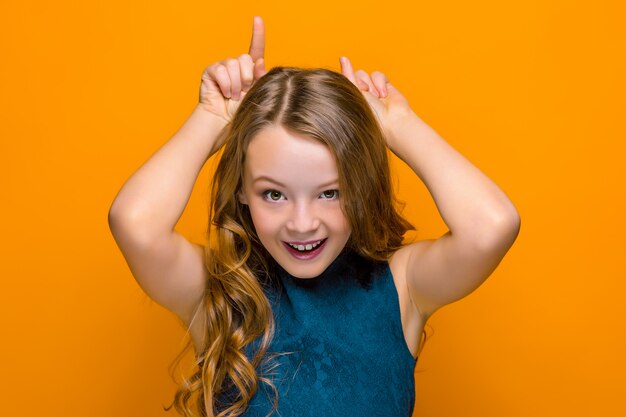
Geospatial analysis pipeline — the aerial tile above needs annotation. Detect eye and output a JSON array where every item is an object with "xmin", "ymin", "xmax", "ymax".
[
  {"xmin": 320, "ymin": 189, "xmax": 339, "ymax": 199},
  {"xmin": 263, "ymin": 190, "xmax": 285, "ymax": 201}
]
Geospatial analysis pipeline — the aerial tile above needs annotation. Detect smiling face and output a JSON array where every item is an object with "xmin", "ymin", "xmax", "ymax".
[{"xmin": 239, "ymin": 124, "xmax": 351, "ymax": 279}]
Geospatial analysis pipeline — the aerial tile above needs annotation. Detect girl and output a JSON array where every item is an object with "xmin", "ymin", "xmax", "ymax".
[{"xmin": 108, "ymin": 16, "xmax": 520, "ymax": 417}]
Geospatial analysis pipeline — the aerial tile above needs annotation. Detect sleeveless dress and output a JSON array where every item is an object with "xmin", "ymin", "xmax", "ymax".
[{"xmin": 217, "ymin": 250, "xmax": 418, "ymax": 417}]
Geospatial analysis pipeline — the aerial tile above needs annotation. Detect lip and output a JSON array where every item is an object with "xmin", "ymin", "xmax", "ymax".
[
  {"xmin": 282, "ymin": 238, "xmax": 327, "ymax": 261},
  {"xmin": 285, "ymin": 238, "xmax": 325, "ymax": 245}
]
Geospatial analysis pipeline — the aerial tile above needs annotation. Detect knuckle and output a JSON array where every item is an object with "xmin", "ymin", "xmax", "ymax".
[
  {"xmin": 356, "ymin": 73, "xmax": 372, "ymax": 83},
  {"xmin": 224, "ymin": 58, "xmax": 239, "ymax": 68},
  {"xmin": 238, "ymin": 53, "xmax": 253, "ymax": 62}
]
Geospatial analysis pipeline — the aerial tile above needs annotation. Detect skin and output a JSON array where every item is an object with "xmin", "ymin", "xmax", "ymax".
[
  {"xmin": 239, "ymin": 125, "xmax": 351, "ymax": 279},
  {"xmin": 109, "ymin": 16, "xmax": 520, "ymax": 359}
]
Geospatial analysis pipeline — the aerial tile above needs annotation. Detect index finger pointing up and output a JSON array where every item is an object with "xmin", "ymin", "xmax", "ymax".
[{"xmin": 248, "ymin": 16, "xmax": 265, "ymax": 62}]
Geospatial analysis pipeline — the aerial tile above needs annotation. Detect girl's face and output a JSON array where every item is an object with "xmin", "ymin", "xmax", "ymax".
[{"xmin": 240, "ymin": 124, "xmax": 351, "ymax": 279}]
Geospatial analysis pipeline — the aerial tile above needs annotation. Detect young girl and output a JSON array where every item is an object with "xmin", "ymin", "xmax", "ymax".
[{"xmin": 109, "ymin": 16, "xmax": 520, "ymax": 417}]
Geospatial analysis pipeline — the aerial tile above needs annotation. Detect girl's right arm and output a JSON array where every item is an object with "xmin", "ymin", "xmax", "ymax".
[{"xmin": 108, "ymin": 17, "xmax": 267, "ymax": 327}]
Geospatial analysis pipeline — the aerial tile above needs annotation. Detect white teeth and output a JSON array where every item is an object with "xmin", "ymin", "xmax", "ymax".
[{"xmin": 288, "ymin": 240, "xmax": 323, "ymax": 252}]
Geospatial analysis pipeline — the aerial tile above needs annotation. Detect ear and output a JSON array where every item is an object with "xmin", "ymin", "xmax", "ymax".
[{"xmin": 238, "ymin": 190, "xmax": 249, "ymax": 205}]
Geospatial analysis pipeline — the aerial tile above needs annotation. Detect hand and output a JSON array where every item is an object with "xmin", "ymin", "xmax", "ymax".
[
  {"xmin": 198, "ymin": 16, "xmax": 268, "ymax": 122},
  {"xmin": 339, "ymin": 56, "xmax": 419, "ymax": 152}
]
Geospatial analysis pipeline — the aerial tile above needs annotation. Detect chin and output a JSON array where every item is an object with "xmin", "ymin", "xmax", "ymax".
[{"xmin": 280, "ymin": 260, "xmax": 330, "ymax": 279}]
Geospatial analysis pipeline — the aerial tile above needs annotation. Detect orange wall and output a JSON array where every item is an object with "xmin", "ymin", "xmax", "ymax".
[{"xmin": 2, "ymin": 0, "xmax": 624, "ymax": 416}]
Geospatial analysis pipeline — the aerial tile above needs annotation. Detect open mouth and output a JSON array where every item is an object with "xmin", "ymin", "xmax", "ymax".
[{"xmin": 282, "ymin": 238, "xmax": 327, "ymax": 260}]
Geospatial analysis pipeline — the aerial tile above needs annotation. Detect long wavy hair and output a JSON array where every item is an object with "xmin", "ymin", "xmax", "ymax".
[{"xmin": 165, "ymin": 66, "xmax": 429, "ymax": 417}]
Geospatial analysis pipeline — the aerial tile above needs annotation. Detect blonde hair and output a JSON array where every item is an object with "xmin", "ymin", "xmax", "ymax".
[{"xmin": 165, "ymin": 67, "xmax": 426, "ymax": 417}]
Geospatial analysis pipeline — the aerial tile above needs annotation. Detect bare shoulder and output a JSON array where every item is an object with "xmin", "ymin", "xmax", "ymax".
[
  {"xmin": 389, "ymin": 247, "xmax": 428, "ymax": 358},
  {"xmin": 389, "ymin": 243, "xmax": 431, "ymax": 321},
  {"xmin": 389, "ymin": 242, "xmax": 435, "ymax": 318}
]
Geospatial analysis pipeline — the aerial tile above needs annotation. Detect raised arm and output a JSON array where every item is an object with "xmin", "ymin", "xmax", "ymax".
[
  {"xmin": 108, "ymin": 17, "xmax": 267, "ymax": 326},
  {"xmin": 340, "ymin": 56, "xmax": 521, "ymax": 319}
]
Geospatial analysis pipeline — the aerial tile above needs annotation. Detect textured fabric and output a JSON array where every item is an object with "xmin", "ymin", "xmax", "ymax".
[{"xmin": 224, "ymin": 250, "xmax": 417, "ymax": 417}]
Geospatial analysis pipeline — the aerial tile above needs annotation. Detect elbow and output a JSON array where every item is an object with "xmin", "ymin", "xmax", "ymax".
[
  {"xmin": 107, "ymin": 201, "xmax": 144, "ymax": 238},
  {"xmin": 107, "ymin": 204, "xmax": 129, "ymax": 239},
  {"xmin": 108, "ymin": 201, "xmax": 166, "ymax": 247},
  {"xmin": 107, "ymin": 200, "xmax": 130, "ymax": 233},
  {"xmin": 455, "ymin": 199, "xmax": 521, "ymax": 252},
  {"xmin": 479, "ymin": 211, "xmax": 521, "ymax": 252}
]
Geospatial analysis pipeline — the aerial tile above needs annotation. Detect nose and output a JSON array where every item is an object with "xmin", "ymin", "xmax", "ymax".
[{"xmin": 286, "ymin": 201, "xmax": 320, "ymax": 234}]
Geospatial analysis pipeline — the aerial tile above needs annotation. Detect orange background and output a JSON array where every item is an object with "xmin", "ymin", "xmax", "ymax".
[{"xmin": 2, "ymin": 0, "xmax": 624, "ymax": 416}]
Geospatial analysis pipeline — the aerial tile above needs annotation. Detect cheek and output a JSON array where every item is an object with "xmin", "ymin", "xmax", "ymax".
[
  {"xmin": 331, "ymin": 208, "xmax": 351, "ymax": 235},
  {"xmin": 248, "ymin": 204, "xmax": 279, "ymax": 237}
]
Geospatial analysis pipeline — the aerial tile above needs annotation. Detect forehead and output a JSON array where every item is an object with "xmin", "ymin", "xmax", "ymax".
[{"xmin": 244, "ymin": 125, "xmax": 339, "ymax": 185}]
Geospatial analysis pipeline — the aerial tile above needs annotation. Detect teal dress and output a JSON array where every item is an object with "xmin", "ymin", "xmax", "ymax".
[{"xmin": 219, "ymin": 250, "xmax": 418, "ymax": 416}]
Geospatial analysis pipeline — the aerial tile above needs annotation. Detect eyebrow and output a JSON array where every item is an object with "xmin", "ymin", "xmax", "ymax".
[
  {"xmin": 252, "ymin": 175, "xmax": 339, "ymax": 189},
  {"xmin": 252, "ymin": 176, "xmax": 287, "ymax": 188}
]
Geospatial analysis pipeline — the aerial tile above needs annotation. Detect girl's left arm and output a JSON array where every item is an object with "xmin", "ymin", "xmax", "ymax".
[{"xmin": 340, "ymin": 57, "xmax": 521, "ymax": 319}]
